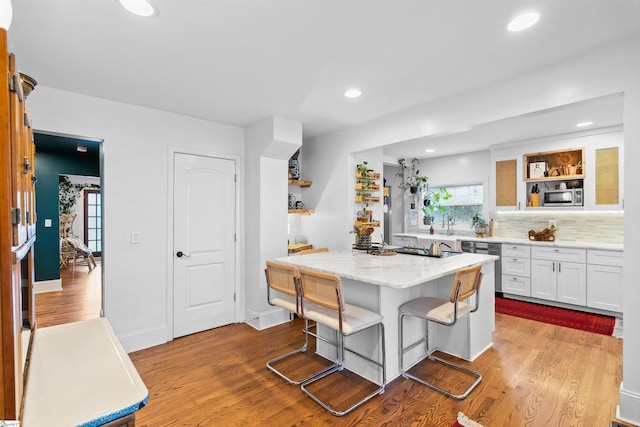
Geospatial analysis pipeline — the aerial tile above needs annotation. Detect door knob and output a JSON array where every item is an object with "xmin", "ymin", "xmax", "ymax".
[{"xmin": 176, "ymin": 251, "xmax": 190, "ymax": 258}]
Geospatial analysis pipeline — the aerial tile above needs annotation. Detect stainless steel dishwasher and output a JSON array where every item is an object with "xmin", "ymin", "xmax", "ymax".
[{"xmin": 461, "ymin": 241, "xmax": 502, "ymax": 294}]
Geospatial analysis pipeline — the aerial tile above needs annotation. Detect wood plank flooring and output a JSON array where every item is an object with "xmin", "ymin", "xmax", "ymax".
[{"xmin": 35, "ymin": 270, "xmax": 633, "ymax": 427}]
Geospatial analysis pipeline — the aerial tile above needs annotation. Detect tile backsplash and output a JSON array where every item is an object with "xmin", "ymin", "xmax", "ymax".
[{"xmin": 491, "ymin": 211, "xmax": 624, "ymax": 244}]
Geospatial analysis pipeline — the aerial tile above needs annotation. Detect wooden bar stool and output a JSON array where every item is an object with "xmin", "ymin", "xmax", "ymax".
[
  {"xmin": 264, "ymin": 261, "xmax": 332, "ymax": 385},
  {"xmin": 398, "ymin": 263, "xmax": 483, "ymax": 399},
  {"xmin": 299, "ymin": 268, "xmax": 386, "ymax": 416}
]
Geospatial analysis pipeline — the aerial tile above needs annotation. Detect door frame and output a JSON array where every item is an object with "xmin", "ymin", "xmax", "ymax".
[{"xmin": 166, "ymin": 146, "xmax": 243, "ymax": 341}]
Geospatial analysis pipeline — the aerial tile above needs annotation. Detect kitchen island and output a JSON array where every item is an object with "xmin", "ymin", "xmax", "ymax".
[{"xmin": 274, "ymin": 250, "xmax": 498, "ymax": 384}]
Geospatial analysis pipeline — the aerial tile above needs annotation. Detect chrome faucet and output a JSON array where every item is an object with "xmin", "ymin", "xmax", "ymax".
[{"xmin": 446, "ymin": 214, "xmax": 454, "ymax": 236}]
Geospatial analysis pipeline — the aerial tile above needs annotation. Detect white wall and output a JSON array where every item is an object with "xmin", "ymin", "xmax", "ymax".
[
  {"xmin": 244, "ymin": 117, "xmax": 301, "ymax": 330},
  {"xmin": 27, "ymin": 87, "xmax": 245, "ymax": 352},
  {"xmin": 303, "ymin": 35, "xmax": 640, "ymax": 423}
]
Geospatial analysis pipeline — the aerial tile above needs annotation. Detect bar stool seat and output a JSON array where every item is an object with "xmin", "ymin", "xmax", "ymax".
[{"xmin": 399, "ymin": 263, "xmax": 483, "ymax": 400}]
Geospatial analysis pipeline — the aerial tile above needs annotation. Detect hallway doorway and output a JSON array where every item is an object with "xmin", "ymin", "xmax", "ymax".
[{"xmin": 33, "ymin": 131, "xmax": 103, "ymax": 326}]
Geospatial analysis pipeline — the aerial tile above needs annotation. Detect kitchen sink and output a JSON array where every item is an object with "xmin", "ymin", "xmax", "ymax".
[{"xmin": 394, "ymin": 247, "xmax": 461, "ymax": 258}]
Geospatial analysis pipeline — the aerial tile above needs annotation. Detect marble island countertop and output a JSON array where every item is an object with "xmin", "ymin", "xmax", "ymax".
[
  {"xmin": 275, "ymin": 250, "xmax": 498, "ymax": 289},
  {"xmin": 393, "ymin": 233, "xmax": 623, "ymax": 251}
]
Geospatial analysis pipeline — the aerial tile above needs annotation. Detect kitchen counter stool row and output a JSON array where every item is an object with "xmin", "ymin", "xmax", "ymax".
[{"xmin": 264, "ymin": 256, "xmax": 486, "ymax": 416}]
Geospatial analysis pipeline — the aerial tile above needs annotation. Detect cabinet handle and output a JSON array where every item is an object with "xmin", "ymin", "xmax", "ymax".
[
  {"xmin": 552, "ymin": 262, "xmax": 555, "ymax": 272},
  {"xmin": 558, "ymin": 263, "xmax": 561, "ymax": 273}
]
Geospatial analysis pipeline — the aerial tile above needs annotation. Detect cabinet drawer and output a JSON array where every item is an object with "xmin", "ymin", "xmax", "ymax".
[
  {"xmin": 502, "ymin": 244, "xmax": 530, "ymax": 258},
  {"xmin": 502, "ymin": 256, "xmax": 531, "ymax": 277},
  {"xmin": 531, "ymin": 246, "xmax": 586, "ymax": 263},
  {"xmin": 502, "ymin": 275, "xmax": 531, "ymax": 297},
  {"xmin": 587, "ymin": 250, "xmax": 623, "ymax": 267}
]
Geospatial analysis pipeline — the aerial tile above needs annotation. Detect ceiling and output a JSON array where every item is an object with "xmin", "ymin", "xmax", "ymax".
[
  {"xmin": 7, "ymin": 1, "xmax": 640, "ymax": 152},
  {"xmin": 382, "ymin": 93, "xmax": 624, "ymax": 161}
]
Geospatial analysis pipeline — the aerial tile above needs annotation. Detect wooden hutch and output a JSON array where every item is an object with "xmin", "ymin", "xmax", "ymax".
[{"xmin": 0, "ymin": 27, "xmax": 38, "ymax": 420}]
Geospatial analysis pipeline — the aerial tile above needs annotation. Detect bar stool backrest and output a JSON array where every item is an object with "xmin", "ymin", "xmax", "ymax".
[
  {"xmin": 449, "ymin": 263, "xmax": 483, "ymax": 304},
  {"xmin": 299, "ymin": 268, "xmax": 344, "ymax": 313},
  {"xmin": 265, "ymin": 260, "xmax": 300, "ymax": 298}
]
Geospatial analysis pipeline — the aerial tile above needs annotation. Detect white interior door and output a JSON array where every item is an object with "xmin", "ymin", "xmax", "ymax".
[{"xmin": 173, "ymin": 152, "xmax": 236, "ymax": 338}]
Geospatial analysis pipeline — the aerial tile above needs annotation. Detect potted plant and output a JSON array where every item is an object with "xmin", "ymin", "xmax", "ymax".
[
  {"xmin": 356, "ymin": 161, "xmax": 369, "ymax": 178},
  {"xmin": 396, "ymin": 158, "xmax": 428, "ymax": 194},
  {"xmin": 471, "ymin": 212, "xmax": 487, "ymax": 237},
  {"xmin": 423, "ymin": 187, "xmax": 452, "ymax": 215},
  {"xmin": 421, "ymin": 206, "xmax": 433, "ymax": 225}
]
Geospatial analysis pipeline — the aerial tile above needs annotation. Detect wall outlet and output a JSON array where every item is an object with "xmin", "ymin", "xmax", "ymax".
[
  {"xmin": 131, "ymin": 231, "xmax": 141, "ymax": 244},
  {"xmin": 548, "ymin": 220, "xmax": 557, "ymax": 229}
]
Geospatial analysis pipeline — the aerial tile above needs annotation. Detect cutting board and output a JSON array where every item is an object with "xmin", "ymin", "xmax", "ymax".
[{"xmin": 288, "ymin": 243, "xmax": 312, "ymax": 253}]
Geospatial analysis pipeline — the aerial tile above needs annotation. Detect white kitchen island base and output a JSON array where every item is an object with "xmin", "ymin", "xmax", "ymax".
[{"xmin": 275, "ymin": 250, "xmax": 497, "ymax": 385}]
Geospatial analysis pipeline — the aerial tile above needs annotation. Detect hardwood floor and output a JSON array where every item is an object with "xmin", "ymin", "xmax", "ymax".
[
  {"xmin": 35, "ymin": 259, "xmax": 102, "ymax": 328},
  {"xmin": 36, "ymin": 271, "xmax": 632, "ymax": 427}
]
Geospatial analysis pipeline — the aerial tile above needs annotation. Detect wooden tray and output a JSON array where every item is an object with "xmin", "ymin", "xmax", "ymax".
[{"xmin": 528, "ymin": 227, "xmax": 556, "ymax": 241}]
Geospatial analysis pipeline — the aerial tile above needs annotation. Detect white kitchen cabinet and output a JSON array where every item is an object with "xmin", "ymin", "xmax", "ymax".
[
  {"xmin": 392, "ymin": 235, "xmax": 417, "ymax": 247},
  {"xmin": 587, "ymin": 250, "xmax": 623, "ymax": 312},
  {"xmin": 501, "ymin": 244, "xmax": 531, "ymax": 297},
  {"xmin": 531, "ymin": 247, "xmax": 586, "ymax": 305}
]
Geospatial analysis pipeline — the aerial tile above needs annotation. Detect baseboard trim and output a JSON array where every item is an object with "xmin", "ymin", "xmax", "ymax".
[
  {"xmin": 618, "ymin": 382, "xmax": 640, "ymax": 425},
  {"xmin": 115, "ymin": 323, "xmax": 170, "ymax": 353},
  {"xmin": 34, "ymin": 279, "xmax": 63, "ymax": 294},
  {"xmin": 244, "ymin": 307, "xmax": 291, "ymax": 331}
]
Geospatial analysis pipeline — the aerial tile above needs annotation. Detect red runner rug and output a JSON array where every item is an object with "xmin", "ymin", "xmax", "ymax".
[{"xmin": 495, "ymin": 296, "xmax": 616, "ymax": 336}]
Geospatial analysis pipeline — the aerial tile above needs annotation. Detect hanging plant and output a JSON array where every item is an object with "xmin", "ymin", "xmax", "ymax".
[
  {"xmin": 396, "ymin": 158, "xmax": 428, "ymax": 193},
  {"xmin": 423, "ymin": 187, "xmax": 452, "ymax": 213}
]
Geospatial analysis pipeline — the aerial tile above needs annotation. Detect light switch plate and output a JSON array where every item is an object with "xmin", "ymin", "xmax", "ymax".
[
  {"xmin": 44, "ymin": 219, "xmax": 52, "ymax": 228},
  {"xmin": 131, "ymin": 231, "xmax": 141, "ymax": 244}
]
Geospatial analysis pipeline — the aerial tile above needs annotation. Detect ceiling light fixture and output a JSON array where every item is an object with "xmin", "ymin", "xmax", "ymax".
[
  {"xmin": 0, "ymin": 0, "xmax": 12, "ymax": 30},
  {"xmin": 576, "ymin": 121, "xmax": 593, "ymax": 127},
  {"xmin": 344, "ymin": 89, "xmax": 362, "ymax": 99},
  {"xmin": 508, "ymin": 12, "xmax": 540, "ymax": 32},
  {"xmin": 424, "ymin": 149, "xmax": 435, "ymax": 153},
  {"xmin": 119, "ymin": 0, "xmax": 157, "ymax": 17}
]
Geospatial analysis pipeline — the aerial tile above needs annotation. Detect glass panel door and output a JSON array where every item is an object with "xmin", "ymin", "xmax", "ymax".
[{"xmin": 83, "ymin": 189, "xmax": 102, "ymax": 256}]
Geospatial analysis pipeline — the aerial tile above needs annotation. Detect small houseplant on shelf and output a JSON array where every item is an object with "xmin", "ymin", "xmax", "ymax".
[
  {"xmin": 421, "ymin": 206, "xmax": 434, "ymax": 225},
  {"xmin": 396, "ymin": 158, "xmax": 428, "ymax": 194},
  {"xmin": 356, "ymin": 161, "xmax": 369, "ymax": 178}
]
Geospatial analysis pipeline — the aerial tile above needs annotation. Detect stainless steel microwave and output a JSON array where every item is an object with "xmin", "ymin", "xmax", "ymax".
[{"xmin": 543, "ymin": 188, "xmax": 583, "ymax": 206}]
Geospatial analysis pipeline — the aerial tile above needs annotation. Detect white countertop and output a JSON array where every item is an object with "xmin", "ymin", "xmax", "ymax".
[
  {"xmin": 275, "ymin": 250, "xmax": 498, "ymax": 289},
  {"xmin": 393, "ymin": 233, "xmax": 623, "ymax": 251},
  {"xmin": 22, "ymin": 318, "xmax": 148, "ymax": 427}
]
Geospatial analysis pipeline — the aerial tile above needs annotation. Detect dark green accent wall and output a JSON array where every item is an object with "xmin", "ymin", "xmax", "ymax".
[{"xmin": 34, "ymin": 134, "xmax": 100, "ymax": 282}]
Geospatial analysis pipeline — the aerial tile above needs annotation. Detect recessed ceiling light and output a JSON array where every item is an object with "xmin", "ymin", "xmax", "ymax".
[
  {"xmin": 119, "ymin": 0, "xmax": 157, "ymax": 17},
  {"xmin": 576, "ymin": 121, "xmax": 593, "ymax": 127},
  {"xmin": 424, "ymin": 149, "xmax": 435, "ymax": 153},
  {"xmin": 344, "ymin": 89, "xmax": 362, "ymax": 98},
  {"xmin": 508, "ymin": 12, "xmax": 540, "ymax": 32}
]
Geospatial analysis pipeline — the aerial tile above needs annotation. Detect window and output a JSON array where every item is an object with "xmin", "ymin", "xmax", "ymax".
[{"xmin": 420, "ymin": 184, "xmax": 483, "ymax": 231}]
